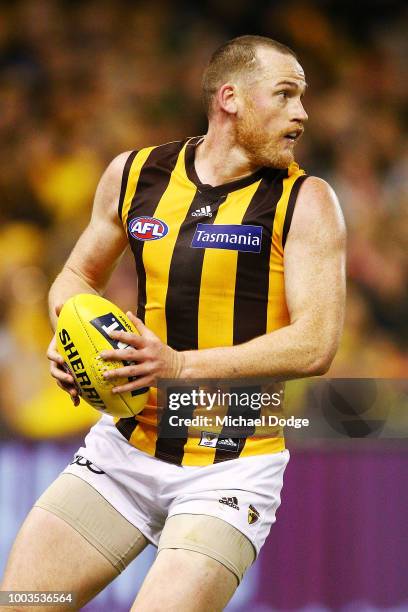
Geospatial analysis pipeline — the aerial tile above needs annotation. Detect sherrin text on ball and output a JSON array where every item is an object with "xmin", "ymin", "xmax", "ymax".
[{"xmin": 56, "ymin": 294, "xmax": 149, "ymax": 417}]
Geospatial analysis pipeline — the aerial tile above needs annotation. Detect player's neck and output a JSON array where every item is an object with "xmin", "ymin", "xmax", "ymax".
[{"xmin": 194, "ymin": 125, "xmax": 260, "ymax": 187}]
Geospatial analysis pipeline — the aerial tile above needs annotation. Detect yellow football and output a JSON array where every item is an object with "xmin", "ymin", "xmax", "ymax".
[{"xmin": 56, "ymin": 294, "xmax": 149, "ymax": 417}]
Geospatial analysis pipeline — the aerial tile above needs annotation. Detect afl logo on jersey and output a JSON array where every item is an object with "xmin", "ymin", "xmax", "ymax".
[{"xmin": 128, "ymin": 216, "xmax": 169, "ymax": 241}]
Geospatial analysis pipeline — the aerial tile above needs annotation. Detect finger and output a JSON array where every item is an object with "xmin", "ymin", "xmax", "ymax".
[
  {"xmin": 66, "ymin": 385, "xmax": 79, "ymax": 398},
  {"xmin": 48, "ymin": 334, "xmax": 58, "ymax": 348},
  {"xmin": 107, "ymin": 329, "xmax": 145, "ymax": 348},
  {"xmin": 56, "ymin": 378, "xmax": 80, "ymax": 401},
  {"xmin": 51, "ymin": 362, "xmax": 77, "ymax": 387},
  {"xmin": 50, "ymin": 364, "xmax": 75, "ymax": 385},
  {"xmin": 54, "ymin": 375, "xmax": 75, "ymax": 388},
  {"xmin": 47, "ymin": 347, "xmax": 64, "ymax": 365},
  {"xmin": 112, "ymin": 377, "xmax": 152, "ymax": 394},
  {"xmin": 57, "ymin": 379, "xmax": 76, "ymax": 394},
  {"xmin": 103, "ymin": 363, "xmax": 151, "ymax": 380},
  {"xmin": 71, "ymin": 395, "xmax": 80, "ymax": 407},
  {"xmin": 99, "ymin": 348, "xmax": 143, "ymax": 362},
  {"xmin": 127, "ymin": 312, "xmax": 148, "ymax": 336}
]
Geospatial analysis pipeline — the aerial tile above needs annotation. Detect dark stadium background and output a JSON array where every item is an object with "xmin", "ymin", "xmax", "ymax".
[{"xmin": 0, "ymin": 1, "xmax": 407, "ymax": 610}]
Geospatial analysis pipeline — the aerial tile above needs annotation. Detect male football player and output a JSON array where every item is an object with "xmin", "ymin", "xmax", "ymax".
[{"xmin": 1, "ymin": 36, "xmax": 346, "ymax": 611}]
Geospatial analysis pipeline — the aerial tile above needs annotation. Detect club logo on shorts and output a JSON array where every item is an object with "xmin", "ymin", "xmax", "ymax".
[
  {"xmin": 191, "ymin": 224, "xmax": 262, "ymax": 253},
  {"xmin": 199, "ymin": 431, "xmax": 240, "ymax": 452},
  {"xmin": 128, "ymin": 216, "xmax": 169, "ymax": 241},
  {"xmin": 248, "ymin": 504, "xmax": 260, "ymax": 524}
]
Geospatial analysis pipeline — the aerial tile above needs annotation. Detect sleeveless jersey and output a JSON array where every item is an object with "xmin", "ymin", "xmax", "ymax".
[{"xmin": 115, "ymin": 136, "xmax": 307, "ymax": 466}]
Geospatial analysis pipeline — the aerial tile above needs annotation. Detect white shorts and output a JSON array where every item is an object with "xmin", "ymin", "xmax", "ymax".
[{"xmin": 63, "ymin": 415, "xmax": 290, "ymax": 556}]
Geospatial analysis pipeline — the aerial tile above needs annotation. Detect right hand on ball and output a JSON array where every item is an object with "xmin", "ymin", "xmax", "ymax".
[{"xmin": 47, "ymin": 333, "xmax": 80, "ymax": 407}]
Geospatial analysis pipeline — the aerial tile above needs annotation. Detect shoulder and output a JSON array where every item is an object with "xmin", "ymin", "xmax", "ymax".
[
  {"xmin": 296, "ymin": 176, "xmax": 343, "ymax": 218},
  {"xmin": 298, "ymin": 175, "xmax": 335, "ymax": 198},
  {"xmin": 107, "ymin": 137, "xmax": 194, "ymax": 176},
  {"xmin": 290, "ymin": 175, "xmax": 346, "ymax": 242},
  {"xmin": 90, "ymin": 151, "xmax": 135, "ymax": 221},
  {"xmin": 102, "ymin": 150, "xmax": 136, "ymax": 184}
]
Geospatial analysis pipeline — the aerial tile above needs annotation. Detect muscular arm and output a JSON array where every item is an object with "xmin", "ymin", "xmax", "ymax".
[
  {"xmin": 103, "ymin": 176, "xmax": 346, "ymax": 391},
  {"xmin": 47, "ymin": 152, "xmax": 130, "ymax": 402},
  {"xmin": 48, "ymin": 152, "xmax": 130, "ymax": 330}
]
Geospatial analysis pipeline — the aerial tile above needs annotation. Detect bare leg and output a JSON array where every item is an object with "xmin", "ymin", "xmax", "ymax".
[
  {"xmin": 1, "ymin": 507, "xmax": 121, "ymax": 611},
  {"xmin": 131, "ymin": 549, "xmax": 238, "ymax": 612}
]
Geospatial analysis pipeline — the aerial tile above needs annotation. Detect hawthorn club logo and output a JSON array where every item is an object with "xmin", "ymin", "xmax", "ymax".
[{"xmin": 248, "ymin": 504, "xmax": 260, "ymax": 525}]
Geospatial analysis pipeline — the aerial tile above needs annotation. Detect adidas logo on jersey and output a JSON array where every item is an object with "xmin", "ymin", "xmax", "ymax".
[
  {"xmin": 198, "ymin": 431, "xmax": 240, "ymax": 452},
  {"xmin": 219, "ymin": 496, "xmax": 239, "ymax": 510},
  {"xmin": 216, "ymin": 437, "xmax": 237, "ymax": 448},
  {"xmin": 192, "ymin": 205, "xmax": 212, "ymax": 217}
]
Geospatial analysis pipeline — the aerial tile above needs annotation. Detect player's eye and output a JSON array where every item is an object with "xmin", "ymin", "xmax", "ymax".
[{"xmin": 278, "ymin": 91, "xmax": 289, "ymax": 99}]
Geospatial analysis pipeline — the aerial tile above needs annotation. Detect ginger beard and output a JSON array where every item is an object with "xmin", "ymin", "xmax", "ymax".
[{"xmin": 234, "ymin": 94, "xmax": 296, "ymax": 170}]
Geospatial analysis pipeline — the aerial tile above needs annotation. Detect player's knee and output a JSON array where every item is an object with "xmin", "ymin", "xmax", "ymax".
[{"xmin": 133, "ymin": 548, "xmax": 237, "ymax": 611}]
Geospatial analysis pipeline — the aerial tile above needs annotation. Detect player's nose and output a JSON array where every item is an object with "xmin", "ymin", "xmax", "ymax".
[{"xmin": 291, "ymin": 100, "xmax": 308, "ymax": 123}]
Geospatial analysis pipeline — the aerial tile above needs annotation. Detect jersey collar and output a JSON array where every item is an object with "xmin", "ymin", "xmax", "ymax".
[{"xmin": 184, "ymin": 136, "xmax": 268, "ymax": 197}]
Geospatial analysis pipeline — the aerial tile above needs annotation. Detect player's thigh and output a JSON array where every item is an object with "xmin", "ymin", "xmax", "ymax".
[
  {"xmin": 1, "ymin": 507, "xmax": 117, "ymax": 610},
  {"xmin": 131, "ymin": 548, "xmax": 237, "ymax": 612},
  {"xmin": 1, "ymin": 474, "xmax": 148, "ymax": 610},
  {"xmin": 132, "ymin": 514, "xmax": 255, "ymax": 611}
]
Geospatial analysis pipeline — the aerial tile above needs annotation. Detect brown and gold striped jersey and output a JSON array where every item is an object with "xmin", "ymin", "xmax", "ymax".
[{"xmin": 115, "ymin": 136, "xmax": 306, "ymax": 466}]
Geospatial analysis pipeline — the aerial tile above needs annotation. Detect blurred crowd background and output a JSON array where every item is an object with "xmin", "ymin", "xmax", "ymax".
[{"xmin": 0, "ymin": 0, "xmax": 407, "ymax": 439}]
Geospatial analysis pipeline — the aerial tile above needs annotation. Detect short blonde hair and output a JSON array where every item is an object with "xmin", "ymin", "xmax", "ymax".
[{"xmin": 202, "ymin": 35, "xmax": 297, "ymax": 117}]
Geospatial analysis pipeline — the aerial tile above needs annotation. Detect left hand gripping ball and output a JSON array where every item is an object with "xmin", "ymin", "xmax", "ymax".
[{"xmin": 56, "ymin": 294, "xmax": 149, "ymax": 418}]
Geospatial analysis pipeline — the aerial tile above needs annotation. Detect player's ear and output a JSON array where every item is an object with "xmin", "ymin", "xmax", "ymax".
[{"xmin": 217, "ymin": 83, "xmax": 238, "ymax": 115}]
